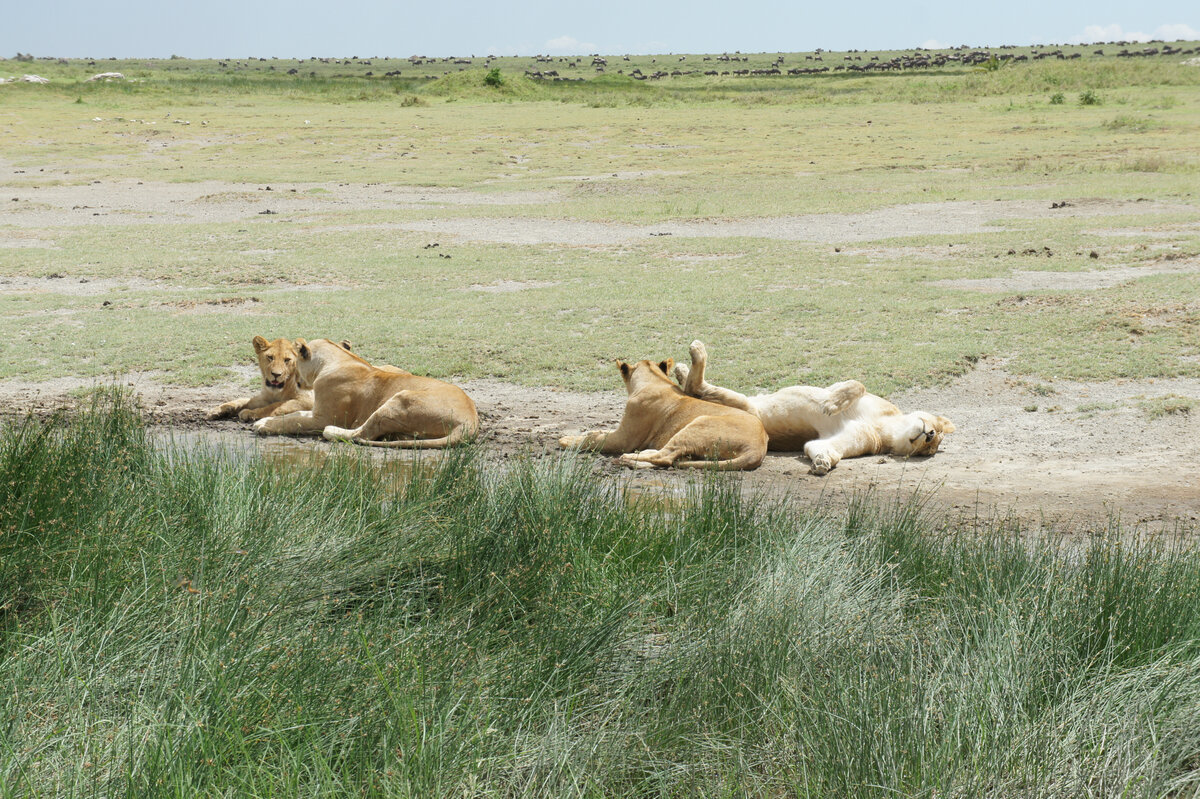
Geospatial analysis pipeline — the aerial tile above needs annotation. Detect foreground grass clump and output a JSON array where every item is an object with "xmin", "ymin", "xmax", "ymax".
[{"xmin": 3, "ymin": 393, "xmax": 1200, "ymax": 797}]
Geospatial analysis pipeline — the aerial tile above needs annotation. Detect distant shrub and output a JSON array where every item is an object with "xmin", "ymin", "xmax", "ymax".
[
  {"xmin": 484, "ymin": 68, "xmax": 503, "ymax": 87},
  {"xmin": 1049, "ymin": 92, "xmax": 1065, "ymax": 105},
  {"xmin": 399, "ymin": 94, "xmax": 425, "ymax": 107},
  {"xmin": 1078, "ymin": 89, "xmax": 1102, "ymax": 106},
  {"xmin": 1103, "ymin": 115, "xmax": 1152, "ymax": 132}
]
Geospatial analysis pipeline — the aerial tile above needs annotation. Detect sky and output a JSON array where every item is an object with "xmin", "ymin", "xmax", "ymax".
[{"xmin": 3, "ymin": 0, "xmax": 1197, "ymax": 59}]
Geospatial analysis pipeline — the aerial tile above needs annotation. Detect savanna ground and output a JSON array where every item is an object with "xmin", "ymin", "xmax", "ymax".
[
  {"xmin": 4, "ymin": 46, "xmax": 1200, "ymax": 799},
  {"xmin": 3, "ymin": 48, "xmax": 1199, "ymax": 527}
]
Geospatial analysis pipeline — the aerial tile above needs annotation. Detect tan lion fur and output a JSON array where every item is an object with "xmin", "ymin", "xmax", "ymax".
[
  {"xmin": 674, "ymin": 340, "xmax": 955, "ymax": 475},
  {"xmin": 558, "ymin": 358, "xmax": 768, "ymax": 471},
  {"xmin": 252, "ymin": 338, "xmax": 478, "ymax": 449},
  {"xmin": 206, "ymin": 336, "xmax": 315, "ymax": 422}
]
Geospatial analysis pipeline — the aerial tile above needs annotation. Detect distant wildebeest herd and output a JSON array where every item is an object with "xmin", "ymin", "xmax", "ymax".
[{"xmin": 209, "ymin": 336, "xmax": 954, "ymax": 474}]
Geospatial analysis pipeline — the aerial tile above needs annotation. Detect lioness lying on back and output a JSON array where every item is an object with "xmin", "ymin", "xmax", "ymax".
[
  {"xmin": 206, "ymin": 336, "xmax": 346, "ymax": 422},
  {"xmin": 673, "ymin": 340, "xmax": 955, "ymax": 475},
  {"xmin": 252, "ymin": 338, "xmax": 479, "ymax": 448},
  {"xmin": 559, "ymin": 358, "xmax": 767, "ymax": 470}
]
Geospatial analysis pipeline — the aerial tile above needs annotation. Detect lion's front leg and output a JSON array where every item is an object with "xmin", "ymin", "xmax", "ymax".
[
  {"xmin": 238, "ymin": 397, "xmax": 310, "ymax": 421},
  {"xmin": 206, "ymin": 396, "xmax": 253, "ymax": 420},
  {"xmin": 253, "ymin": 411, "xmax": 324, "ymax": 437},
  {"xmin": 803, "ymin": 425, "xmax": 878, "ymax": 475}
]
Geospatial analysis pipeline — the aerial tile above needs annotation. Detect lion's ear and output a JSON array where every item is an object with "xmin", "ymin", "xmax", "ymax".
[
  {"xmin": 658, "ymin": 358, "xmax": 674, "ymax": 375},
  {"xmin": 616, "ymin": 360, "xmax": 631, "ymax": 380},
  {"xmin": 937, "ymin": 416, "xmax": 956, "ymax": 435},
  {"xmin": 295, "ymin": 338, "xmax": 311, "ymax": 360},
  {"xmin": 339, "ymin": 339, "xmax": 353, "ymax": 351},
  {"xmin": 252, "ymin": 335, "xmax": 269, "ymax": 353}
]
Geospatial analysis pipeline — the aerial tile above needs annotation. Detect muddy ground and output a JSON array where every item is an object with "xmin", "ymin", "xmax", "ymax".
[
  {"xmin": 3, "ymin": 179, "xmax": 1198, "ymax": 532},
  {"xmin": 4, "ymin": 361, "xmax": 1197, "ymax": 533}
]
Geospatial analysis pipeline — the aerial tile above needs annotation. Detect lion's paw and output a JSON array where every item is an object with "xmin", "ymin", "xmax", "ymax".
[
  {"xmin": 238, "ymin": 408, "xmax": 262, "ymax": 422},
  {"xmin": 559, "ymin": 435, "xmax": 581, "ymax": 449},
  {"xmin": 252, "ymin": 419, "xmax": 270, "ymax": 436},
  {"xmin": 673, "ymin": 362, "xmax": 691, "ymax": 385},
  {"xmin": 808, "ymin": 455, "xmax": 833, "ymax": 476},
  {"xmin": 323, "ymin": 426, "xmax": 356, "ymax": 443},
  {"xmin": 689, "ymin": 340, "xmax": 707, "ymax": 365},
  {"xmin": 618, "ymin": 453, "xmax": 655, "ymax": 470}
]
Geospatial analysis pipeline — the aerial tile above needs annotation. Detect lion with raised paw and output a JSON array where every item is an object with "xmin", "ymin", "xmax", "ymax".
[
  {"xmin": 673, "ymin": 340, "xmax": 955, "ymax": 475},
  {"xmin": 559, "ymin": 358, "xmax": 768, "ymax": 471},
  {"xmin": 252, "ymin": 338, "xmax": 478, "ymax": 448}
]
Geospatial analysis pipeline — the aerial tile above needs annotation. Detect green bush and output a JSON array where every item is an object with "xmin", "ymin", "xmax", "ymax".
[{"xmin": 484, "ymin": 67, "xmax": 504, "ymax": 87}]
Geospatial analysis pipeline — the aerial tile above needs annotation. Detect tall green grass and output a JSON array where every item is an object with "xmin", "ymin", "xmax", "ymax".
[{"xmin": 3, "ymin": 392, "xmax": 1200, "ymax": 797}]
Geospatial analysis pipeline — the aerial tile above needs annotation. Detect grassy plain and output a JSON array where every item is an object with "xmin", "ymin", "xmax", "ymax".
[
  {"xmin": 5, "ymin": 395, "xmax": 1200, "ymax": 797},
  {"xmin": 1, "ymin": 51, "xmax": 1199, "ymax": 392}
]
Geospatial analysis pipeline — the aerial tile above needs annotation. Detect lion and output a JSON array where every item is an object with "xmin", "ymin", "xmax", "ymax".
[
  {"xmin": 673, "ymin": 340, "xmax": 955, "ymax": 475},
  {"xmin": 558, "ymin": 358, "xmax": 768, "ymax": 470},
  {"xmin": 251, "ymin": 338, "xmax": 479, "ymax": 448},
  {"xmin": 205, "ymin": 336, "xmax": 347, "ymax": 422}
]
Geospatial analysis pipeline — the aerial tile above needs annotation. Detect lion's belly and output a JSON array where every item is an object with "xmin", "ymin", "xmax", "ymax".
[
  {"xmin": 747, "ymin": 393, "xmax": 821, "ymax": 451},
  {"xmin": 761, "ymin": 420, "xmax": 820, "ymax": 451}
]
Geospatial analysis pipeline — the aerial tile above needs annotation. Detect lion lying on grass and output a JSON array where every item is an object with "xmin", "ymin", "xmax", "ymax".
[
  {"xmin": 252, "ymin": 338, "xmax": 479, "ymax": 448},
  {"xmin": 673, "ymin": 340, "xmax": 955, "ymax": 475},
  {"xmin": 206, "ymin": 336, "xmax": 346, "ymax": 422},
  {"xmin": 559, "ymin": 358, "xmax": 768, "ymax": 470}
]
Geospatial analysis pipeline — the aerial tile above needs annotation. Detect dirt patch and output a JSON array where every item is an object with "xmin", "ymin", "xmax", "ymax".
[
  {"xmin": 0, "ymin": 275, "xmax": 179, "ymax": 296},
  {"xmin": 464, "ymin": 280, "xmax": 560, "ymax": 293},
  {"xmin": 0, "ymin": 180, "xmax": 561, "ymax": 227},
  {"xmin": 934, "ymin": 257, "xmax": 1200, "ymax": 292},
  {"xmin": 385, "ymin": 199, "xmax": 1190, "ymax": 246},
  {"xmin": 2, "ymin": 362, "xmax": 1197, "ymax": 532},
  {"xmin": 0, "ymin": 235, "xmax": 55, "ymax": 249},
  {"xmin": 162, "ymin": 296, "xmax": 263, "ymax": 314}
]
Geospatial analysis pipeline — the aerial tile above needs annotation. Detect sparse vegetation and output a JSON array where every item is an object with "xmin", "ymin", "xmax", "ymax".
[
  {"xmin": 1103, "ymin": 114, "xmax": 1155, "ymax": 132},
  {"xmin": 1138, "ymin": 393, "xmax": 1196, "ymax": 419},
  {"xmin": 3, "ymin": 394, "xmax": 1200, "ymax": 797},
  {"xmin": 2, "ymin": 50, "xmax": 1198, "ymax": 392}
]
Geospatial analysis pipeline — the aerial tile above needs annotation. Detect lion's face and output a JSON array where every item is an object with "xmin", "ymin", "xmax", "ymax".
[
  {"xmin": 252, "ymin": 336, "xmax": 301, "ymax": 393},
  {"xmin": 896, "ymin": 412, "xmax": 956, "ymax": 456}
]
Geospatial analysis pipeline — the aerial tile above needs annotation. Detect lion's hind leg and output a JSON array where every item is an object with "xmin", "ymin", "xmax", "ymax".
[
  {"xmin": 253, "ymin": 411, "xmax": 324, "ymax": 437},
  {"xmin": 626, "ymin": 416, "xmax": 765, "ymax": 471},
  {"xmin": 323, "ymin": 391, "xmax": 471, "ymax": 449},
  {"xmin": 673, "ymin": 341, "xmax": 758, "ymax": 416},
  {"xmin": 820, "ymin": 380, "xmax": 867, "ymax": 416},
  {"xmin": 617, "ymin": 450, "xmax": 665, "ymax": 470}
]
